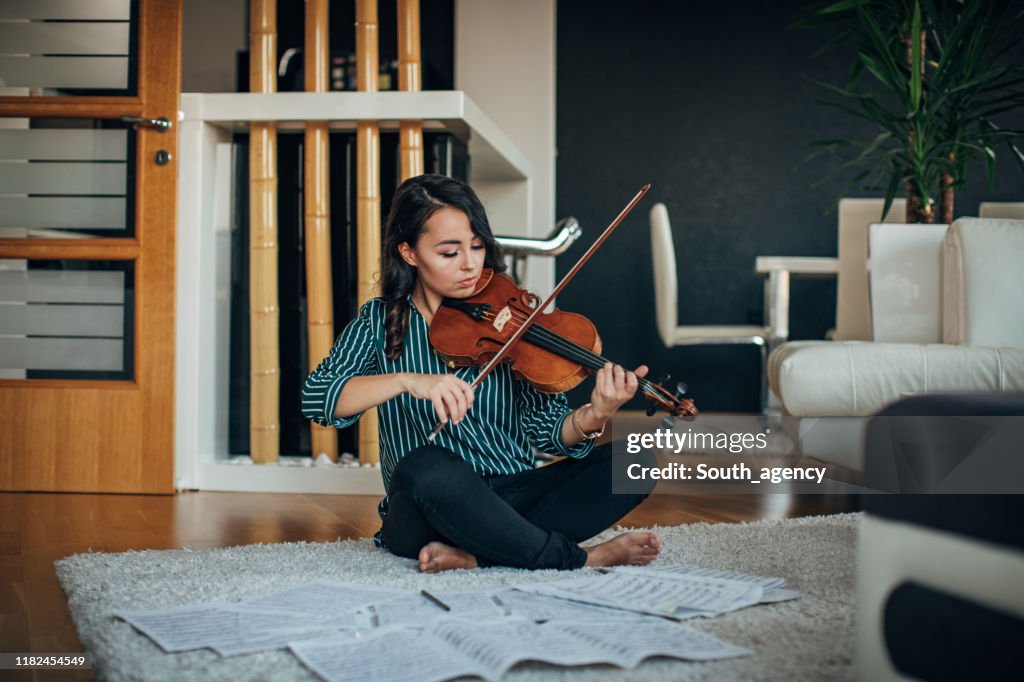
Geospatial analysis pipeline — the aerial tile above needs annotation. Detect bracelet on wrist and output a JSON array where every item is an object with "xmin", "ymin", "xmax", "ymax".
[{"xmin": 571, "ymin": 403, "xmax": 605, "ymax": 440}]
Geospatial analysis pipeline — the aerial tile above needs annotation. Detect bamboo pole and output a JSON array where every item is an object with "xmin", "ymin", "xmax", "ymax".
[
  {"xmin": 249, "ymin": 0, "xmax": 279, "ymax": 463},
  {"xmin": 397, "ymin": 0, "xmax": 424, "ymax": 179},
  {"xmin": 356, "ymin": 0, "xmax": 381, "ymax": 464},
  {"xmin": 304, "ymin": 0, "xmax": 338, "ymax": 461}
]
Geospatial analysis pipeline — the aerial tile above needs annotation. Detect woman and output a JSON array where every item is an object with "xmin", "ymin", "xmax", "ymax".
[{"xmin": 302, "ymin": 174, "xmax": 659, "ymax": 572}]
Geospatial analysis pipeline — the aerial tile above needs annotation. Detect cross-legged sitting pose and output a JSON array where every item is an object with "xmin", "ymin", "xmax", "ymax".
[{"xmin": 302, "ymin": 174, "xmax": 659, "ymax": 572}]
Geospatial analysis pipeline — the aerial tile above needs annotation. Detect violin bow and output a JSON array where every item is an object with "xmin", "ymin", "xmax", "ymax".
[{"xmin": 427, "ymin": 183, "xmax": 652, "ymax": 442}]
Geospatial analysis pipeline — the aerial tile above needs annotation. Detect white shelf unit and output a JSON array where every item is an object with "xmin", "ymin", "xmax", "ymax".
[{"xmin": 174, "ymin": 91, "xmax": 532, "ymax": 493}]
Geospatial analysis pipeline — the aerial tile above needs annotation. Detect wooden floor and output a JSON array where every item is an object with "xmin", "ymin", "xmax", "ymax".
[{"xmin": 0, "ymin": 488, "xmax": 858, "ymax": 679}]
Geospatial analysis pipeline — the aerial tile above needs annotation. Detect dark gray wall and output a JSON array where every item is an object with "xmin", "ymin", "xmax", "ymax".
[{"xmin": 555, "ymin": 0, "xmax": 1024, "ymax": 412}]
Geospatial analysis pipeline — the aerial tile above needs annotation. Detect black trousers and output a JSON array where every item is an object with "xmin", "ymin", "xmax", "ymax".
[{"xmin": 379, "ymin": 442, "xmax": 654, "ymax": 570}]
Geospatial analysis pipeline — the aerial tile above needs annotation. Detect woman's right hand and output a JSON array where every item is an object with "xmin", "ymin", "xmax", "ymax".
[{"xmin": 402, "ymin": 373, "xmax": 475, "ymax": 425}]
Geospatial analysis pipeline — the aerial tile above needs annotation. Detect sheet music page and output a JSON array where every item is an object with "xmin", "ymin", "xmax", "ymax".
[
  {"xmin": 227, "ymin": 605, "xmax": 362, "ymax": 631},
  {"xmin": 290, "ymin": 628, "xmax": 489, "ymax": 682},
  {"xmin": 522, "ymin": 572, "xmax": 760, "ymax": 616},
  {"xmin": 237, "ymin": 580, "xmax": 405, "ymax": 617},
  {"xmin": 494, "ymin": 588, "xmax": 641, "ymax": 622},
  {"xmin": 117, "ymin": 603, "xmax": 360, "ymax": 656},
  {"xmin": 209, "ymin": 624, "xmax": 341, "ymax": 657},
  {"xmin": 115, "ymin": 603, "xmax": 239, "ymax": 652},
  {"xmin": 210, "ymin": 607, "xmax": 357, "ymax": 657},
  {"xmin": 434, "ymin": 590, "xmax": 512, "ymax": 620},
  {"xmin": 759, "ymin": 587, "xmax": 802, "ymax": 603},
  {"xmin": 698, "ymin": 582, "xmax": 764, "ymax": 615},
  {"xmin": 546, "ymin": 618, "xmax": 754, "ymax": 664},
  {"xmin": 426, "ymin": 617, "xmax": 634, "ymax": 676},
  {"xmin": 613, "ymin": 564, "xmax": 786, "ymax": 590},
  {"xmin": 360, "ymin": 590, "xmax": 504, "ymax": 628}
]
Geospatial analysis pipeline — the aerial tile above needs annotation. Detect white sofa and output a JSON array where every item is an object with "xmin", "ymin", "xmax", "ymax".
[{"xmin": 769, "ymin": 217, "xmax": 1024, "ymax": 471}]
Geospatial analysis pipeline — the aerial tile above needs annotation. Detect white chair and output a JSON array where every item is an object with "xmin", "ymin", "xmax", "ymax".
[
  {"xmin": 979, "ymin": 202, "xmax": 1024, "ymax": 220},
  {"xmin": 835, "ymin": 197, "xmax": 907, "ymax": 340},
  {"xmin": 649, "ymin": 202, "xmax": 770, "ymax": 414}
]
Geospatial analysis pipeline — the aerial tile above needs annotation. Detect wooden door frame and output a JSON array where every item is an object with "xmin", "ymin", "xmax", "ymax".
[{"xmin": 0, "ymin": 0, "xmax": 182, "ymax": 493}]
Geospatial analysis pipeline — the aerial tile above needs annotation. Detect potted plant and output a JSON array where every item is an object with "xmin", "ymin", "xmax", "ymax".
[{"xmin": 794, "ymin": 0, "xmax": 1024, "ymax": 223}]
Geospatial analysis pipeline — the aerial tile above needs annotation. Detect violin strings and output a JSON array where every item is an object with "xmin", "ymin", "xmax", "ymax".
[
  {"xmin": 472, "ymin": 308, "xmax": 668, "ymax": 400},
  {"xmin": 478, "ymin": 309, "xmax": 632, "ymax": 376},
  {"xmin": 479, "ymin": 308, "xmax": 617, "ymax": 374},
  {"xmin": 475, "ymin": 309, "xmax": 605, "ymax": 370}
]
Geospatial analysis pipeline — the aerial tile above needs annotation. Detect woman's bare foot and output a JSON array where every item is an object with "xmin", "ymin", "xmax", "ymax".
[
  {"xmin": 584, "ymin": 531, "xmax": 660, "ymax": 567},
  {"xmin": 418, "ymin": 541, "xmax": 478, "ymax": 573}
]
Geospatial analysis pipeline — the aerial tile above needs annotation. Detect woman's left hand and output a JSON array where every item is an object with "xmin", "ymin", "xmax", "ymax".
[{"xmin": 589, "ymin": 363, "xmax": 649, "ymax": 422}]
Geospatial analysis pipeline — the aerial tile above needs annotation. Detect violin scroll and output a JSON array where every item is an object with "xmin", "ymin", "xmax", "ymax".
[{"xmin": 640, "ymin": 374, "xmax": 698, "ymax": 423}]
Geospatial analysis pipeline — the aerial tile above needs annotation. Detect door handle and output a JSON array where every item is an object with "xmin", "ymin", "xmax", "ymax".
[{"xmin": 120, "ymin": 115, "xmax": 172, "ymax": 132}]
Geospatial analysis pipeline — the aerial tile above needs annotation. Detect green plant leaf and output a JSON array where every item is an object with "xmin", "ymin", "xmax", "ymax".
[
  {"xmin": 882, "ymin": 170, "xmax": 902, "ymax": 222},
  {"xmin": 932, "ymin": 1, "xmax": 984, "ymax": 84},
  {"xmin": 947, "ymin": 66, "xmax": 1012, "ymax": 94},
  {"xmin": 819, "ymin": 0, "xmax": 860, "ymax": 15},
  {"xmin": 1009, "ymin": 142, "xmax": 1024, "ymax": 175},
  {"xmin": 909, "ymin": 1, "xmax": 923, "ymax": 114},
  {"xmin": 809, "ymin": 76, "xmax": 871, "ymax": 100},
  {"xmin": 984, "ymin": 146, "xmax": 996, "ymax": 188},
  {"xmin": 858, "ymin": 52, "xmax": 896, "ymax": 90},
  {"xmin": 853, "ymin": 2, "xmax": 905, "ymax": 91}
]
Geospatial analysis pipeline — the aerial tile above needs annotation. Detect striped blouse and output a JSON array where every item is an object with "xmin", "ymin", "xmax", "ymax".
[{"xmin": 301, "ymin": 297, "xmax": 595, "ymax": 537}]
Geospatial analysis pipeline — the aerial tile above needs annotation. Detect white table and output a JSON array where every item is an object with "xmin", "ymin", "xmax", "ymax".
[{"xmin": 755, "ymin": 256, "xmax": 838, "ymax": 349}]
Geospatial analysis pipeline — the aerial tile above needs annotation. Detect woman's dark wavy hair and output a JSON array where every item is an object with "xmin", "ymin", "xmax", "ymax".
[{"xmin": 381, "ymin": 174, "xmax": 505, "ymax": 360}]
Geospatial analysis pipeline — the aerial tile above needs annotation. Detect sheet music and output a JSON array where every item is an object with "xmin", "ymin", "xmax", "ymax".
[
  {"xmin": 613, "ymin": 564, "xmax": 786, "ymax": 590},
  {"xmin": 209, "ymin": 624, "xmax": 341, "ymax": 657},
  {"xmin": 290, "ymin": 628, "xmax": 487, "ymax": 682},
  {"xmin": 548, "ymin": 618, "xmax": 754, "ymax": 664},
  {"xmin": 117, "ymin": 564, "xmax": 791, "ymax": 677},
  {"xmin": 227, "ymin": 605, "xmax": 361, "ymax": 630},
  {"xmin": 117, "ymin": 603, "xmax": 358, "ymax": 655},
  {"xmin": 613, "ymin": 565, "xmax": 801, "ymax": 607},
  {"xmin": 210, "ymin": 607, "xmax": 360, "ymax": 657},
  {"xmin": 427, "ymin": 617, "xmax": 635, "ymax": 675},
  {"xmin": 494, "ymin": 588, "xmax": 638, "ymax": 622},
  {"xmin": 237, "ymin": 580, "xmax": 404, "ymax": 617},
  {"xmin": 522, "ymin": 572, "xmax": 762, "ymax": 617},
  {"xmin": 359, "ymin": 590, "xmax": 504, "ymax": 628},
  {"xmin": 759, "ymin": 587, "xmax": 802, "ymax": 603},
  {"xmin": 115, "ymin": 603, "xmax": 239, "ymax": 652},
  {"xmin": 292, "ymin": 614, "xmax": 754, "ymax": 682}
]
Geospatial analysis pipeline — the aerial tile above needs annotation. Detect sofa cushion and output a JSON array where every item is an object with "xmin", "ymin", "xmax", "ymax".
[
  {"xmin": 771, "ymin": 341, "xmax": 1024, "ymax": 417},
  {"xmin": 868, "ymin": 223, "xmax": 946, "ymax": 343},
  {"xmin": 943, "ymin": 218, "xmax": 1024, "ymax": 348}
]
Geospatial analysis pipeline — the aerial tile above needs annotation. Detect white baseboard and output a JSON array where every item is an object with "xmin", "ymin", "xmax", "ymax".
[{"xmin": 184, "ymin": 458, "xmax": 385, "ymax": 495}]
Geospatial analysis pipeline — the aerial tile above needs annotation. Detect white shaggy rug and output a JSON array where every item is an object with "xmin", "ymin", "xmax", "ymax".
[{"xmin": 56, "ymin": 513, "xmax": 860, "ymax": 681}]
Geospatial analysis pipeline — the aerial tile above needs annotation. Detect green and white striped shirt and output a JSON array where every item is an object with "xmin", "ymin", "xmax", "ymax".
[{"xmin": 302, "ymin": 298, "xmax": 595, "ymax": 536}]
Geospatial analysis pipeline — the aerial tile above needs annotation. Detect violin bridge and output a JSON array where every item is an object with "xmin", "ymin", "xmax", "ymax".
[{"xmin": 493, "ymin": 306, "xmax": 513, "ymax": 333}]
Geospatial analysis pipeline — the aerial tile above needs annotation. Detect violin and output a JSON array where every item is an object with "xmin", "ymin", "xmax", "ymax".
[{"xmin": 429, "ymin": 268, "xmax": 698, "ymax": 420}]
